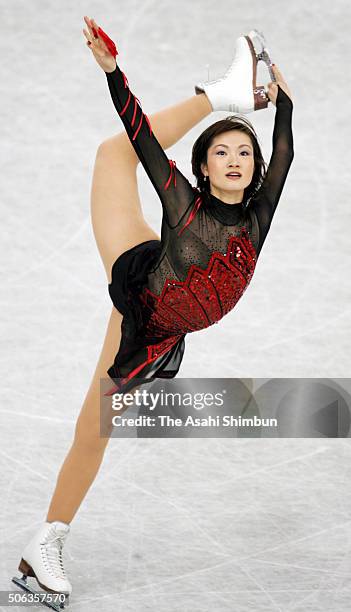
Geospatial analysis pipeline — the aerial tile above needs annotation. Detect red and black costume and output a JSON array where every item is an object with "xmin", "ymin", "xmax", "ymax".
[{"xmin": 99, "ymin": 33, "xmax": 294, "ymax": 396}]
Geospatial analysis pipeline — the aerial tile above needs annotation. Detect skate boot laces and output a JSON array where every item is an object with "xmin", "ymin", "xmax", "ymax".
[{"xmin": 40, "ymin": 525, "xmax": 69, "ymax": 580}]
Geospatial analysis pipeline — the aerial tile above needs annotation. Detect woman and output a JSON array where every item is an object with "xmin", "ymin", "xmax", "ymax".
[{"xmin": 12, "ymin": 17, "xmax": 294, "ymax": 605}]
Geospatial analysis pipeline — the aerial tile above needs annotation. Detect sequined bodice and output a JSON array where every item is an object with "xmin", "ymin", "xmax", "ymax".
[{"xmin": 141, "ymin": 226, "xmax": 256, "ymax": 339}]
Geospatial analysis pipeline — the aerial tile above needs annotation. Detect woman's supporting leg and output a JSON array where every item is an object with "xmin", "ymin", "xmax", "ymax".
[{"xmin": 46, "ymin": 306, "xmax": 123, "ymax": 524}]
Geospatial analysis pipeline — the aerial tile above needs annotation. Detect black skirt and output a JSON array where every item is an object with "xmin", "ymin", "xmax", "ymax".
[{"xmin": 105, "ymin": 239, "xmax": 186, "ymax": 396}]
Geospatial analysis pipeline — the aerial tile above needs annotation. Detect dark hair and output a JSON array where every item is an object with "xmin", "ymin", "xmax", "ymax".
[{"xmin": 191, "ymin": 115, "xmax": 267, "ymax": 210}]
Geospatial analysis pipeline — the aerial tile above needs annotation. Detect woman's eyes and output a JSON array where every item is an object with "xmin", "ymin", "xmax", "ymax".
[{"xmin": 216, "ymin": 150, "xmax": 250, "ymax": 156}]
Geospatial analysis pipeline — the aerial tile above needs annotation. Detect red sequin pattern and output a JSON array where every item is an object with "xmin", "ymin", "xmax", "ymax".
[{"xmin": 140, "ymin": 226, "xmax": 256, "ymax": 340}]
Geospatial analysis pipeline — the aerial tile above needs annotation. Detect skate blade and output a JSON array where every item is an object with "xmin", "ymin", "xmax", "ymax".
[
  {"xmin": 12, "ymin": 575, "xmax": 68, "ymax": 611},
  {"xmin": 247, "ymin": 29, "xmax": 277, "ymax": 83}
]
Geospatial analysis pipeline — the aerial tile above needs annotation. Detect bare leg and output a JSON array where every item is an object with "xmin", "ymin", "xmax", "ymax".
[
  {"xmin": 153, "ymin": 93, "xmax": 212, "ymax": 148},
  {"xmin": 104, "ymin": 92, "xmax": 212, "ymax": 157},
  {"xmin": 46, "ymin": 306, "xmax": 122, "ymax": 524},
  {"xmin": 46, "ymin": 93, "xmax": 212, "ymax": 525},
  {"xmin": 92, "ymin": 92, "xmax": 212, "ymax": 283}
]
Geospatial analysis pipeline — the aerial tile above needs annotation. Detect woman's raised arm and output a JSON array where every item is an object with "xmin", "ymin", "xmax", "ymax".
[
  {"xmin": 251, "ymin": 66, "xmax": 294, "ymax": 254},
  {"xmin": 83, "ymin": 16, "xmax": 198, "ymax": 232}
]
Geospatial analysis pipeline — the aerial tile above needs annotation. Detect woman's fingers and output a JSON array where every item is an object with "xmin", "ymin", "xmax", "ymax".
[
  {"xmin": 272, "ymin": 65, "xmax": 285, "ymax": 85},
  {"xmin": 82, "ymin": 17, "xmax": 106, "ymax": 56},
  {"xmin": 268, "ymin": 66, "xmax": 293, "ymax": 103},
  {"xmin": 83, "ymin": 27, "xmax": 97, "ymax": 52},
  {"xmin": 90, "ymin": 18, "xmax": 100, "ymax": 36},
  {"xmin": 83, "ymin": 28, "xmax": 95, "ymax": 52},
  {"xmin": 83, "ymin": 16, "xmax": 95, "ymax": 39},
  {"xmin": 82, "ymin": 16, "xmax": 117, "ymax": 71},
  {"xmin": 269, "ymin": 64, "xmax": 285, "ymax": 87},
  {"xmin": 83, "ymin": 28, "xmax": 92, "ymax": 43},
  {"xmin": 84, "ymin": 16, "xmax": 109, "ymax": 54},
  {"xmin": 87, "ymin": 16, "xmax": 101, "ymax": 42},
  {"xmin": 272, "ymin": 65, "xmax": 288, "ymax": 87}
]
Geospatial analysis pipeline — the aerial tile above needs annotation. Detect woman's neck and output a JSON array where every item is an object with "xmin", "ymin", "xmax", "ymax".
[{"xmin": 210, "ymin": 187, "xmax": 243, "ymax": 205}]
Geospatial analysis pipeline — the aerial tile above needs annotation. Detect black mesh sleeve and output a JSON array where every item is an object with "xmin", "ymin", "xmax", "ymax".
[
  {"xmin": 252, "ymin": 84, "xmax": 294, "ymax": 253},
  {"xmin": 105, "ymin": 64, "xmax": 197, "ymax": 230}
]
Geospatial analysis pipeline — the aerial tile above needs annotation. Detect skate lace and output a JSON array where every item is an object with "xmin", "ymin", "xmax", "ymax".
[{"xmin": 40, "ymin": 530, "xmax": 68, "ymax": 580}]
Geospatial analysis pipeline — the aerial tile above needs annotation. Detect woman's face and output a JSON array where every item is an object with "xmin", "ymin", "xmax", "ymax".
[{"xmin": 201, "ymin": 130, "xmax": 255, "ymax": 203}]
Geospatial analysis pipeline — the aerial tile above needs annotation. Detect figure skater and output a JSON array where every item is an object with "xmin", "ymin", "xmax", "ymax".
[{"xmin": 12, "ymin": 16, "xmax": 294, "ymax": 608}]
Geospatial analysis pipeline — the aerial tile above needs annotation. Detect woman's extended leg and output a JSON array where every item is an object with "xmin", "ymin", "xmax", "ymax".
[
  {"xmin": 91, "ymin": 92, "xmax": 212, "ymax": 284},
  {"xmin": 106, "ymin": 92, "xmax": 213, "ymax": 160}
]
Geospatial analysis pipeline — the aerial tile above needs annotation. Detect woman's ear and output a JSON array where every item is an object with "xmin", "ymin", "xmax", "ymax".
[{"xmin": 200, "ymin": 163, "xmax": 208, "ymax": 176}]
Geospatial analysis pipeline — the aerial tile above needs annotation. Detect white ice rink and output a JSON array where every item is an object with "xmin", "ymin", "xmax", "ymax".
[{"xmin": 1, "ymin": 0, "xmax": 351, "ymax": 610}]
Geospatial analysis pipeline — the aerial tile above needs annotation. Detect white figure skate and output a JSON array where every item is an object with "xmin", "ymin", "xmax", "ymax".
[
  {"xmin": 12, "ymin": 521, "xmax": 72, "ymax": 611},
  {"xmin": 195, "ymin": 29, "xmax": 277, "ymax": 113}
]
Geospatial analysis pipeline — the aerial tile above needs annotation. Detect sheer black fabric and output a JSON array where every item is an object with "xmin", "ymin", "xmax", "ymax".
[{"xmin": 104, "ymin": 62, "xmax": 294, "ymax": 394}]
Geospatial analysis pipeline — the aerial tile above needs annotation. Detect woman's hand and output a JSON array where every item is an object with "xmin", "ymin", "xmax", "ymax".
[
  {"xmin": 82, "ymin": 16, "xmax": 117, "ymax": 73},
  {"xmin": 267, "ymin": 65, "xmax": 293, "ymax": 105}
]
